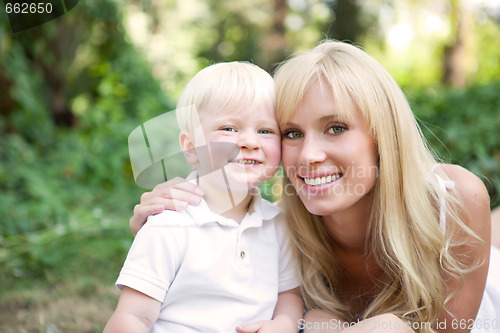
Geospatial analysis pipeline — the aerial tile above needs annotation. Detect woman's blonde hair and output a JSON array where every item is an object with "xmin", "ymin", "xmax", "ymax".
[
  {"xmin": 176, "ymin": 61, "xmax": 275, "ymax": 139},
  {"xmin": 274, "ymin": 40, "xmax": 478, "ymax": 332}
]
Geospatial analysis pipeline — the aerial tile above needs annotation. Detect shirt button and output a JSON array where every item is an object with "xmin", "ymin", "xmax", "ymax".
[{"xmin": 240, "ymin": 251, "xmax": 246, "ymax": 259}]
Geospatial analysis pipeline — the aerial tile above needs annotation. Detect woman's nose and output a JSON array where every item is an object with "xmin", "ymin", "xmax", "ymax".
[{"xmin": 298, "ymin": 134, "xmax": 326, "ymax": 166}]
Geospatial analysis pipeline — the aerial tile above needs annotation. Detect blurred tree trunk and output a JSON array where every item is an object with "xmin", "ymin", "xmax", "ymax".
[
  {"xmin": 326, "ymin": 0, "xmax": 362, "ymax": 43},
  {"xmin": 13, "ymin": 18, "xmax": 79, "ymax": 128},
  {"xmin": 43, "ymin": 21, "xmax": 78, "ymax": 127},
  {"xmin": 0, "ymin": 70, "xmax": 15, "ymax": 121},
  {"xmin": 442, "ymin": 0, "xmax": 467, "ymax": 87},
  {"xmin": 260, "ymin": 0, "xmax": 288, "ymax": 72}
]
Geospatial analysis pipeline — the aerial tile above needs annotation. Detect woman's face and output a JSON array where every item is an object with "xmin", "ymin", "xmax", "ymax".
[{"xmin": 280, "ymin": 79, "xmax": 379, "ymax": 217}]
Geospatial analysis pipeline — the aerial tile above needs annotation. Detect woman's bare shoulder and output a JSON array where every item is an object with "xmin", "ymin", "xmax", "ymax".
[
  {"xmin": 439, "ymin": 164, "xmax": 488, "ymax": 199},
  {"xmin": 440, "ymin": 163, "xmax": 490, "ymax": 228}
]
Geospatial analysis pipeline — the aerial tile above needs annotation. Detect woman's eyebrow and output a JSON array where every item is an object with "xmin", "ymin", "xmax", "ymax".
[
  {"xmin": 281, "ymin": 114, "xmax": 343, "ymax": 127},
  {"xmin": 281, "ymin": 121, "xmax": 295, "ymax": 126},
  {"xmin": 319, "ymin": 114, "xmax": 347, "ymax": 122}
]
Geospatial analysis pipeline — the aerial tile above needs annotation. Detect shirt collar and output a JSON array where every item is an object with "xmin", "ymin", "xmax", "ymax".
[{"xmin": 185, "ymin": 171, "xmax": 281, "ymax": 227}]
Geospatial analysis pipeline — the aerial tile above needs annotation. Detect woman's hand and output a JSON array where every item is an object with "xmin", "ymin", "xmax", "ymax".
[{"xmin": 129, "ymin": 177, "xmax": 204, "ymax": 235}]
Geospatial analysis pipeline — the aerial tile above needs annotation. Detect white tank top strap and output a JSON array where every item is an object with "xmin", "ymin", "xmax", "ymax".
[{"xmin": 431, "ymin": 164, "xmax": 455, "ymax": 233}]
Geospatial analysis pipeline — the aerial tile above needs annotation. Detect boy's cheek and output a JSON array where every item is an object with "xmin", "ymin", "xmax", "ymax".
[
  {"xmin": 263, "ymin": 138, "xmax": 280, "ymax": 157},
  {"xmin": 269, "ymin": 149, "xmax": 282, "ymax": 169}
]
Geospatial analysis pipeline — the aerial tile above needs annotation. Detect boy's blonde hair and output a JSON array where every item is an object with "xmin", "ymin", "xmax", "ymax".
[
  {"xmin": 274, "ymin": 40, "xmax": 478, "ymax": 332},
  {"xmin": 176, "ymin": 61, "xmax": 275, "ymax": 140}
]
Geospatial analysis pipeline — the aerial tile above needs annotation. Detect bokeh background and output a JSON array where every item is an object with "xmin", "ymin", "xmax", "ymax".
[{"xmin": 1, "ymin": 0, "xmax": 499, "ymax": 331}]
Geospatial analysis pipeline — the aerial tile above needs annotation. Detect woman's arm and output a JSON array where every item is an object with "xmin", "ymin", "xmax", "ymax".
[
  {"xmin": 103, "ymin": 287, "xmax": 161, "ymax": 333},
  {"xmin": 301, "ymin": 310, "xmax": 414, "ymax": 333},
  {"xmin": 129, "ymin": 177, "xmax": 204, "ymax": 235},
  {"xmin": 437, "ymin": 164, "xmax": 491, "ymax": 333},
  {"xmin": 301, "ymin": 309, "xmax": 343, "ymax": 333},
  {"xmin": 491, "ymin": 206, "xmax": 500, "ymax": 248}
]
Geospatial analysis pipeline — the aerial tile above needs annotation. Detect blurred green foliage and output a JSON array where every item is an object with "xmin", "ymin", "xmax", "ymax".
[
  {"xmin": 409, "ymin": 83, "xmax": 500, "ymax": 206},
  {"xmin": 0, "ymin": 0, "xmax": 174, "ymax": 283}
]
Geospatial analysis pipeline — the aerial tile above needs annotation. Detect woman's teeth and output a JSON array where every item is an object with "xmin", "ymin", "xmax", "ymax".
[{"xmin": 303, "ymin": 174, "xmax": 341, "ymax": 186}]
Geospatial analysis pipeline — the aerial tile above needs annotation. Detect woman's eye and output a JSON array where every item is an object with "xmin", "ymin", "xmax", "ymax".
[
  {"xmin": 327, "ymin": 125, "xmax": 346, "ymax": 135},
  {"xmin": 283, "ymin": 130, "xmax": 303, "ymax": 139}
]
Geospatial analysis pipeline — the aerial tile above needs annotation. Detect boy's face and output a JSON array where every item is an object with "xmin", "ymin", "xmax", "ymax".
[{"xmin": 194, "ymin": 104, "xmax": 281, "ymax": 189}]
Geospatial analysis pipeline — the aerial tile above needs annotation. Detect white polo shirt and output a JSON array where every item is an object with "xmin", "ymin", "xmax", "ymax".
[{"xmin": 116, "ymin": 189, "xmax": 299, "ymax": 333}]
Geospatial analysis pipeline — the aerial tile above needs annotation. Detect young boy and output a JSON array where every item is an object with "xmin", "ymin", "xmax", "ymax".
[{"xmin": 103, "ymin": 62, "xmax": 303, "ymax": 333}]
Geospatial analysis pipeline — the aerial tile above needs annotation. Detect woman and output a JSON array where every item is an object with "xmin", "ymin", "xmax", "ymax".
[{"xmin": 129, "ymin": 41, "xmax": 498, "ymax": 333}]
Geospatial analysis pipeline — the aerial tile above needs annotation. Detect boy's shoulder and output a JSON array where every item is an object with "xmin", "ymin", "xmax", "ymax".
[{"xmin": 146, "ymin": 209, "xmax": 197, "ymax": 228}]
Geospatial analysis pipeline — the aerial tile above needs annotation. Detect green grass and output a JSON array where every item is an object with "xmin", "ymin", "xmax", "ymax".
[
  {"xmin": 0, "ymin": 276, "xmax": 120, "ymax": 332},
  {"xmin": 0, "ymin": 226, "xmax": 132, "ymax": 333}
]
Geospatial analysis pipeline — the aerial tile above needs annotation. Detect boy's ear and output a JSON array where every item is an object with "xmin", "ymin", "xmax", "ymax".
[{"xmin": 179, "ymin": 130, "xmax": 199, "ymax": 165}]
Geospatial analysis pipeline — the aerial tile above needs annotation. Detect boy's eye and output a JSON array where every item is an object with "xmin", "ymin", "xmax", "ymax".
[
  {"xmin": 220, "ymin": 127, "xmax": 237, "ymax": 132},
  {"xmin": 283, "ymin": 130, "xmax": 303, "ymax": 139},
  {"xmin": 258, "ymin": 129, "xmax": 274, "ymax": 134},
  {"xmin": 327, "ymin": 125, "xmax": 346, "ymax": 135}
]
